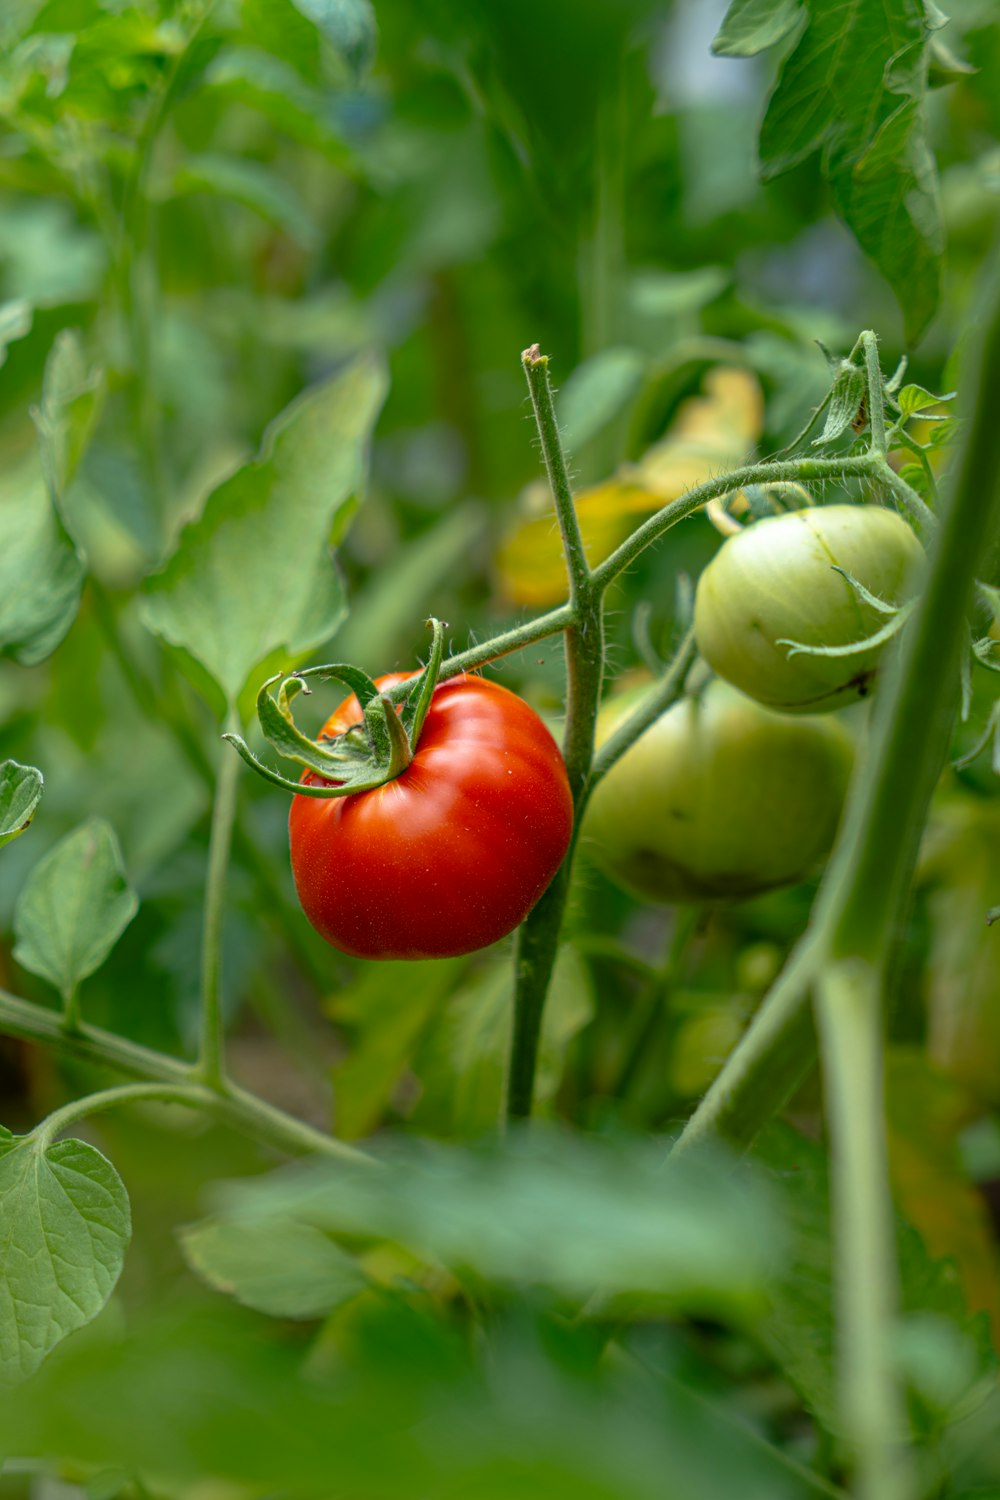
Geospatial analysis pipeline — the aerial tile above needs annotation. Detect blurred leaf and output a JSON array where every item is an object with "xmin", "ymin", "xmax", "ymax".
[
  {"xmin": 0, "ymin": 297, "xmax": 30, "ymax": 367},
  {"xmin": 712, "ymin": 0, "xmax": 803, "ymax": 57},
  {"xmin": 755, "ymin": 1124, "xmax": 996, "ymax": 1441},
  {"xmin": 332, "ymin": 503, "xmax": 487, "ymax": 670},
  {"xmin": 209, "ymin": 1127, "xmax": 780, "ymax": 1319},
  {"xmin": 557, "ymin": 347, "xmax": 646, "ymax": 452},
  {"xmin": 203, "ymin": 46, "xmax": 353, "ymax": 157},
  {"xmin": 159, "ymin": 154, "xmax": 319, "ymax": 249},
  {"xmin": 13, "ymin": 817, "xmax": 138, "ymax": 1004},
  {"xmin": 0, "ymin": 1133, "xmax": 130, "ymax": 1384},
  {"xmin": 329, "ymin": 957, "xmax": 468, "ymax": 1140},
  {"xmin": 0, "ymin": 1296, "xmax": 812, "ymax": 1498},
  {"xmin": 886, "ymin": 1049, "xmax": 1000, "ymax": 1340},
  {"xmin": 0, "ymin": 460, "xmax": 84, "ymax": 666},
  {"xmin": 32, "ymin": 328, "xmax": 104, "ymax": 510},
  {"xmin": 757, "ymin": 1, "xmax": 942, "ymax": 341},
  {"xmin": 922, "ymin": 799, "xmax": 1000, "ymax": 1104},
  {"xmin": 498, "ymin": 366, "xmax": 763, "ymax": 605},
  {"xmin": 180, "ymin": 1214, "xmax": 366, "ymax": 1319},
  {"xmin": 290, "ymin": 0, "xmax": 377, "ymax": 79},
  {"xmin": 0, "ymin": 759, "xmax": 43, "ymax": 848},
  {"xmin": 898, "ymin": 382, "xmax": 955, "ymax": 417},
  {"xmin": 140, "ymin": 352, "xmax": 388, "ymax": 709}
]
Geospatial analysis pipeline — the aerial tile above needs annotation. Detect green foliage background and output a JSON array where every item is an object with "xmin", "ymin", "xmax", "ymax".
[{"xmin": 1, "ymin": 0, "xmax": 1000, "ymax": 1495}]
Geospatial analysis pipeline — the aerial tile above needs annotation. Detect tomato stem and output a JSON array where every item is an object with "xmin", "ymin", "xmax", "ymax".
[
  {"xmin": 196, "ymin": 705, "xmax": 242, "ymax": 1091},
  {"xmin": 0, "ymin": 986, "xmax": 369, "ymax": 1163},
  {"xmin": 507, "ymin": 349, "xmax": 604, "ymax": 1122}
]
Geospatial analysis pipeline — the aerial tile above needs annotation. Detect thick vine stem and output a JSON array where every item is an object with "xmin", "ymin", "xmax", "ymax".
[
  {"xmin": 0, "ymin": 987, "xmax": 369, "ymax": 1164},
  {"xmin": 198, "ymin": 707, "xmax": 241, "ymax": 1088},
  {"xmin": 506, "ymin": 350, "xmax": 604, "ymax": 1121},
  {"xmin": 815, "ymin": 960, "xmax": 913, "ymax": 1500},
  {"xmin": 675, "ymin": 266, "xmax": 1000, "ymax": 1157}
]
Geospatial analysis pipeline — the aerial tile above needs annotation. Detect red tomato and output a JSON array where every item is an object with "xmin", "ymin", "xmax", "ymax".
[{"xmin": 288, "ymin": 673, "xmax": 574, "ymax": 960}]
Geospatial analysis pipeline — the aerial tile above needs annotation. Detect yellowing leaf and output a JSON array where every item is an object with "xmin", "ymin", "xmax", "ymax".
[
  {"xmin": 496, "ymin": 366, "xmax": 763, "ymax": 605},
  {"xmin": 887, "ymin": 1049, "xmax": 1000, "ymax": 1342}
]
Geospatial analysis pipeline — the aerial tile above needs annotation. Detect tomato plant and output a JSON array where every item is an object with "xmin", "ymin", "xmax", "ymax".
[
  {"xmin": 288, "ymin": 673, "xmax": 573, "ymax": 959},
  {"xmin": 583, "ymin": 678, "xmax": 853, "ymax": 902},
  {"xmin": 693, "ymin": 503, "xmax": 925, "ymax": 712}
]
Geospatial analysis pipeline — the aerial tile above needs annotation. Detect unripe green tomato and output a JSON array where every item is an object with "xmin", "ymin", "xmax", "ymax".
[
  {"xmin": 582, "ymin": 679, "xmax": 853, "ymax": 903},
  {"xmin": 694, "ymin": 503, "xmax": 924, "ymax": 713}
]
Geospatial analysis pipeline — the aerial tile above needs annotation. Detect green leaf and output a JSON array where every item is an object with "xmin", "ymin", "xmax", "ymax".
[
  {"xmin": 712, "ymin": 0, "xmax": 803, "ymax": 58},
  {"xmin": 161, "ymin": 155, "xmax": 319, "ymax": 249},
  {"xmin": 0, "ymin": 460, "xmax": 85, "ymax": 666},
  {"xmin": 0, "ymin": 298, "xmax": 31, "ymax": 368},
  {"xmin": 898, "ymin": 381, "xmax": 956, "ymax": 417},
  {"xmin": 755, "ymin": 1124, "xmax": 996, "ymax": 1440},
  {"xmin": 140, "ymin": 352, "xmax": 388, "ymax": 709},
  {"xmin": 812, "ymin": 363, "xmax": 866, "ymax": 446},
  {"xmin": 179, "ymin": 1214, "xmax": 365, "ymax": 1319},
  {"xmin": 557, "ymin": 347, "xmax": 646, "ymax": 452},
  {"xmin": 290, "ymin": 0, "xmax": 377, "ymax": 78},
  {"xmin": 32, "ymin": 329, "xmax": 104, "ymax": 511},
  {"xmin": 0, "ymin": 760, "xmax": 43, "ymax": 849},
  {"xmin": 13, "ymin": 818, "xmax": 138, "ymax": 1004},
  {"xmin": 0, "ymin": 1133, "xmax": 130, "ymax": 1384},
  {"xmin": 758, "ymin": 1, "xmax": 943, "ymax": 341},
  {"xmin": 209, "ymin": 1129, "xmax": 781, "ymax": 1319},
  {"xmin": 203, "ymin": 47, "xmax": 353, "ymax": 157}
]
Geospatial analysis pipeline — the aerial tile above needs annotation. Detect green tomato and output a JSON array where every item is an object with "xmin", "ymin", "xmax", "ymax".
[
  {"xmin": 693, "ymin": 503, "xmax": 924, "ymax": 713},
  {"xmin": 582, "ymin": 678, "xmax": 853, "ymax": 903}
]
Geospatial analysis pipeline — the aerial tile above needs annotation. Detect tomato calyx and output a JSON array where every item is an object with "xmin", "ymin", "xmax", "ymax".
[{"xmin": 223, "ymin": 619, "xmax": 447, "ymax": 799}]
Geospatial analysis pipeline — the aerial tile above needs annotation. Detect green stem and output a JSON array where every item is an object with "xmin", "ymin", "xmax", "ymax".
[
  {"xmin": 815, "ymin": 960, "xmax": 913, "ymax": 1500},
  {"xmin": 0, "ymin": 988, "xmax": 368, "ymax": 1164},
  {"xmin": 585, "ymin": 626, "xmax": 697, "ymax": 806},
  {"xmin": 197, "ymin": 710, "xmax": 241, "ymax": 1088},
  {"xmin": 610, "ymin": 906, "xmax": 701, "ymax": 1103},
  {"xmin": 878, "ymin": 460, "xmax": 936, "ymax": 534},
  {"xmin": 33, "ymin": 1081, "xmax": 209, "ymax": 1147},
  {"xmin": 860, "ymin": 331, "xmax": 888, "ymax": 457},
  {"xmin": 674, "ymin": 267, "xmax": 1000, "ymax": 1157},
  {"xmin": 506, "ymin": 352, "xmax": 604, "ymax": 1121},
  {"xmin": 521, "ymin": 348, "xmax": 591, "ymax": 608},
  {"xmin": 62, "ymin": 983, "xmax": 81, "ymax": 1033},
  {"xmin": 438, "ymin": 604, "xmax": 576, "ymax": 680},
  {"xmin": 592, "ymin": 455, "xmax": 881, "ymax": 589}
]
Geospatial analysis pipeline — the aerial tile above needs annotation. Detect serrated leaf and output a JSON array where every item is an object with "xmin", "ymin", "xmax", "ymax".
[
  {"xmin": 141, "ymin": 353, "xmax": 387, "ymax": 709},
  {"xmin": 0, "ymin": 1133, "xmax": 130, "ymax": 1384},
  {"xmin": 758, "ymin": 1, "xmax": 943, "ymax": 341},
  {"xmin": 162, "ymin": 154, "xmax": 318, "ymax": 249},
  {"xmin": 290, "ymin": 0, "xmax": 376, "ymax": 78},
  {"xmin": 0, "ymin": 460, "xmax": 85, "ymax": 666},
  {"xmin": 0, "ymin": 298, "xmax": 31, "ymax": 368},
  {"xmin": 712, "ymin": 0, "xmax": 803, "ymax": 57},
  {"xmin": 208, "ymin": 1129, "xmax": 781, "ymax": 1320},
  {"xmin": 813, "ymin": 364, "xmax": 866, "ymax": 446},
  {"xmin": 898, "ymin": 382, "xmax": 956, "ymax": 417},
  {"xmin": 0, "ymin": 760, "xmax": 43, "ymax": 848},
  {"xmin": 180, "ymin": 1214, "xmax": 365, "ymax": 1319},
  {"xmin": 13, "ymin": 818, "xmax": 138, "ymax": 1004}
]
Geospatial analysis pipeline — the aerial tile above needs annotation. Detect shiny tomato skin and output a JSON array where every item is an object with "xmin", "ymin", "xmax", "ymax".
[{"xmin": 288, "ymin": 673, "xmax": 574, "ymax": 960}]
